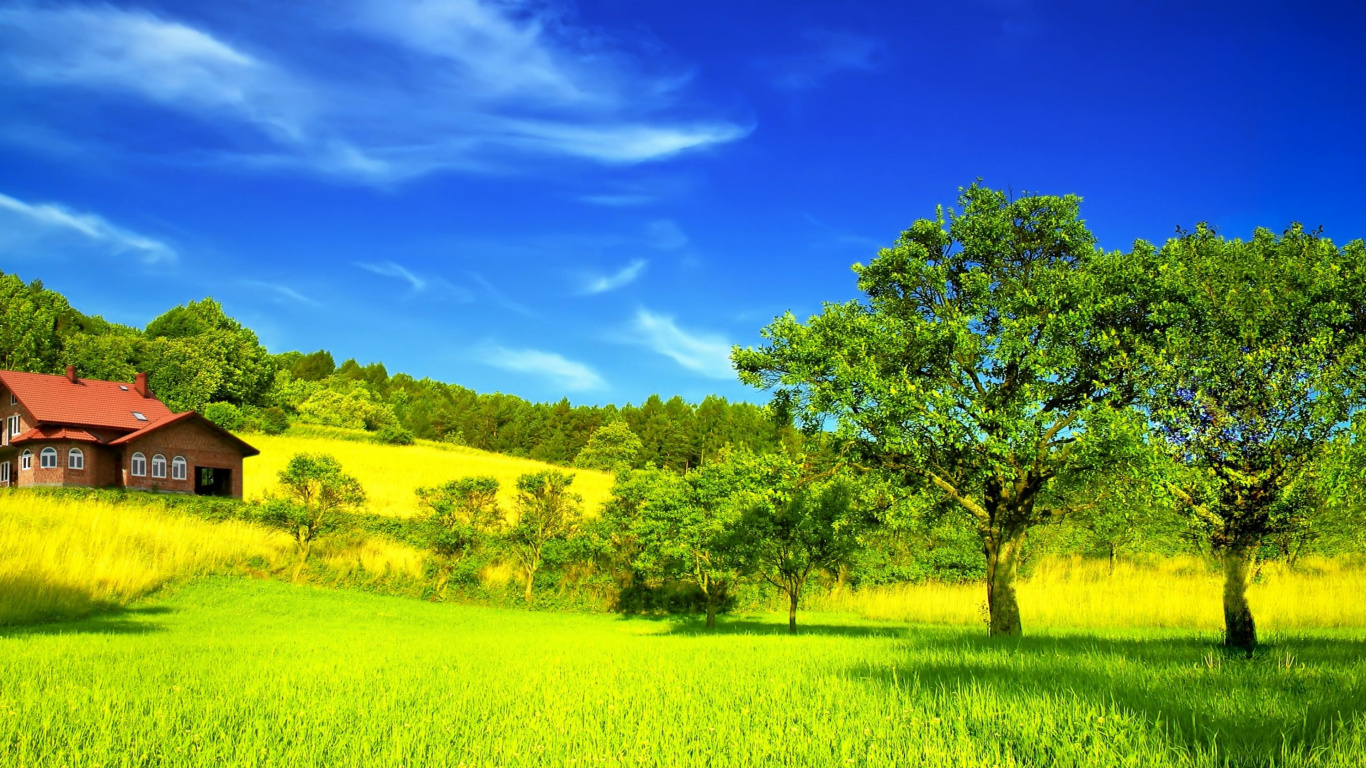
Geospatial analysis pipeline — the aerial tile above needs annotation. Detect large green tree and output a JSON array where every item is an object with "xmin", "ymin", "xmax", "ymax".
[
  {"xmin": 734, "ymin": 184, "xmax": 1147, "ymax": 636},
  {"xmin": 1137, "ymin": 224, "xmax": 1366, "ymax": 650},
  {"xmin": 505, "ymin": 471, "xmax": 583, "ymax": 602}
]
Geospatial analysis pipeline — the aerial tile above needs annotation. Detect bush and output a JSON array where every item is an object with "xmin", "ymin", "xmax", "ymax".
[
  {"xmin": 258, "ymin": 407, "xmax": 290, "ymax": 435},
  {"xmin": 203, "ymin": 402, "xmax": 246, "ymax": 432},
  {"xmin": 374, "ymin": 424, "xmax": 415, "ymax": 445}
]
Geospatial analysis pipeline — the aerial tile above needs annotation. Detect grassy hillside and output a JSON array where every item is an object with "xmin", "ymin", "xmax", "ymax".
[
  {"xmin": 0, "ymin": 492, "xmax": 426, "ymax": 625},
  {"xmin": 242, "ymin": 426, "xmax": 616, "ymax": 517},
  {"xmin": 3, "ymin": 577, "xmax": 1364, "ymax": 768}
]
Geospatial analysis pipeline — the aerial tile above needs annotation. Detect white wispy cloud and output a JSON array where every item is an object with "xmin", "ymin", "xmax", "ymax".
[
  {"xmin": 481, "ymin": 346, "xmax": 605, "ymax": 391},
  {"xmin": 357, "ymin": 261, "xmax": 427, "ymax": 291},
  {"xmin": 470, "ymin": 272, "xmax": 535, "ymax": 316},
  {"xmin": 240, "ymin": 279, "xmax": 318, "ymax": 306},
  {"xmin": 0, "ymin": 1, "xmax": 749, "ymax": 183},
  {"xmin": 578, "ymin": 259, "xmax": 646, "ymax": 295},
  {"xmin": 0, "ymin": 191, "xmax": 175, "ymax": 264},
  {"xmin": 765, "ymin": 29, "xmax": 886, "ymax": 91},
  {"xmin": 627, "ymin": 309, "xmax": 735, "ymax": 379}
]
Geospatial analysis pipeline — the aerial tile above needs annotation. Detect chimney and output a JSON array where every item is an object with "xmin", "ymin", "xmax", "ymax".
[
  {"xmin": 134, "ymin": 372, "xmax": 150, "ymax": 398},
  {"xmin": 65, "ymin": 365, "xmax": 77, "ymax": 383}
]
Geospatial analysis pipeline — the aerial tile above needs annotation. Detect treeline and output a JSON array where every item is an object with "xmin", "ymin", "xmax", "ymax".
[{"xmin": 0, "ymin": 272, "xmax": 795, "ymax": 468}]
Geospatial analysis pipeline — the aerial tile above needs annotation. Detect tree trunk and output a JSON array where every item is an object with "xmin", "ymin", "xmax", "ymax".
[
  {"xmin": 1222, "ymin": 547, "xmax": 1257, "ymax": 652},
  {"xmin": 705, "ymin": 591, "xmax": 717, "ymax": 629},
  {"xmin": 523, "ymin": 564, "xmax": 536, "ymax": 603},
  {"xmin": 787, "ymin": 589, "xmax": 798, "ymax": 634},
  {"xmin": 1108, "ymin": 545, "xmax": 1116, "ymax": 575},
  {"xmin": 985, "ymin": 533, "xmax": 1023, "ymax": 637}
]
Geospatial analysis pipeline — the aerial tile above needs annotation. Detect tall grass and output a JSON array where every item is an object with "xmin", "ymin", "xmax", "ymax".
[
  {"xmin": 243, "ymin": 428, "xmax": 615, "ymax": 518},
  {"xmin": 0, "ymin": 491, "xmax": 289, "ymax": 625},
  {"xmin": 815, "ymin": 555, "xmax": 1366, "ymax": 631}
]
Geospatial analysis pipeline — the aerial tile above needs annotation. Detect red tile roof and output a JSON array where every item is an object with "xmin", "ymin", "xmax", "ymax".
[
  {"xmin": 107, "ymin": 411, "xmax": 260, "ymax": 457},
  {"xmin": 10, "ymin": 425, "xmax": 103, "ymax": 445},
  {"xmin": 0, "ymin": 370, "xmax": 174, "ymax": 431}
]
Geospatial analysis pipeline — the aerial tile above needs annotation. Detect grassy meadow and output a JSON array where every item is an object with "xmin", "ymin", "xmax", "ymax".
[
  {"xmin": 242, "ymin": 426, "xmax": 615, "ymax": 517},
  {"xmin": 3, "ymin": 577, "xmax": 1365, "ymax": 768}
]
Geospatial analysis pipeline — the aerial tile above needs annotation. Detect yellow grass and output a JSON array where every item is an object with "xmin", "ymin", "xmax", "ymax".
[
  {"xmin": 242, "ymin": 429, "xmax": 615, "ymax": 518},
  {"xmin": 814, "ymin": 554, "xmax": 1366, "ymax": 631},
  {"xmin": 0, "ymin": 491, "xmax": 290, "ymax": 625}
]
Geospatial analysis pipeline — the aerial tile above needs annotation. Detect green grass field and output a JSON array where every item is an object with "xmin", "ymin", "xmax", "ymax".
[{"xmin": 3, "ymin": 576, "xmax": 1364, "ymax": 768}]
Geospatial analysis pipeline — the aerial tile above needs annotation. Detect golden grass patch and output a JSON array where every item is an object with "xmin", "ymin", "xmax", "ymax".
[
  {"xmin": 0, "ymin": 492, "xmax": 291, "ymax": 625},
  {"xmin": 242, "ymin": 429, "xmax": 614, "ymax": 518},
  {"xmin": 814, "ymin": 555, "xmax": 1366, "ymax": 631}
]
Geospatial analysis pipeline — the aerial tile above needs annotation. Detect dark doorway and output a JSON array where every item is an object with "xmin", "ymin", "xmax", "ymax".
[{"xmin": 195, "ymin": 467, "xmax": 232, "ymax": 497}]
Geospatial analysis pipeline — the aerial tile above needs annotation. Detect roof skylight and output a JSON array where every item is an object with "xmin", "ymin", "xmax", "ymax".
[
  {"xmin": 119, "ymin": 385, "xmax": 129, "ymax": 391},
  {"xmin": 132, "ymin": 412, "xmax": 148, "ymax": 421}
]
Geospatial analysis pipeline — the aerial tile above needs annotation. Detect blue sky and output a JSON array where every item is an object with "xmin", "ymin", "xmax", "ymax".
[{"xmin": 2, "ymin": 1, "xmax": 1364, "ymax": 406}]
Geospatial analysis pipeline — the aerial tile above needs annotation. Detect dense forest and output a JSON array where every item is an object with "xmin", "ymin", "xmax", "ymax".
[{"xmin": 0, "ymin": 270, "xmax": 796, "ymax": 469}]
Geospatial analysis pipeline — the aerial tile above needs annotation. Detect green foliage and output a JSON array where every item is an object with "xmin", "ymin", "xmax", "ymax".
[
  {"xmin": 256, "ymin": 406, "xmax": 290, "ymax": 435},
  {"xmin": 203, "ymin": 402, "xmax": 246, "ymax": 432},
  {"xmin": 374, "ymin": 424, "xmax": 416, "ymax": 446},
  {"xmin": 734, "ymin": 183, "xmax": 1149, "ymax": 636},
  {"xmin": 141, "ymin": 299, "xmax": 276, "ymax": 411},
  {"xmin": 416, "ymin": 476, "xmax": 502, "ymax": 561},
  {"xmin": 574, "ymin": 420, "xmax": 643, "ymax": 471},
  {"xmin": 263, "ymin": 453, "xmax": 367, "ymax": 570},
  {"xmin": 505, "ymin": 470, "xmax": 583, "ymax": 602},
  {"xmin": 297, "ymin": 384, "xmax": 397, "ymax": 431}
]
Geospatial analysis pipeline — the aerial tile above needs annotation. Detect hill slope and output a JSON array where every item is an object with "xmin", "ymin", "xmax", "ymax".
[{"xmin": 243, "ymin": 427, "xmax": 615, "ymax": 517}]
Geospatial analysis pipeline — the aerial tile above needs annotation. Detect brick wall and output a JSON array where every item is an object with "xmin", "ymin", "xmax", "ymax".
[
  {"xmin": 10, "ymin": 441, "xmax": 112, "ymax": 488},
  {"xmin": 121, "ymin": 418, "xmax": 249, "ymax": 498}
]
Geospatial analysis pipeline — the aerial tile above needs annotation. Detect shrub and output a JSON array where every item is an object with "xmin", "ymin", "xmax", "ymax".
[
  {"xmin": 203, "ymin": 402, "xmax": 246, "ymax": 432},
  {"xmin": 258, "ymin": 406, "xmax": 290, "ymax": 435},
  {"xmin": 374, "ymin": 424, "xmax": 416, "ymax": 446}
]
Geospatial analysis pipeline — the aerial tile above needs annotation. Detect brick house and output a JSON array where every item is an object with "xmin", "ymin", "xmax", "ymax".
[{"xmin": 0, "ymin": 367, "xmax": 259, "ymax": 498}]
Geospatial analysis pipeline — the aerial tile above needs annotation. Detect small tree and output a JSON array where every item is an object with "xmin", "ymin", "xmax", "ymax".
[
  {"xmin": 732, "ymin": 454, "xmax": 864, "ymax": 633},
  {"xmin": 505, "ymin": 471, "xmax": 582, "ymax": 602},
  {"xmin": 416, "ymin": 476, "xmax": 503, "ymax": 561},
  {"xmin": 261, "ymin": 453, "xmax": 366, "ymax": 578},
  {"xmin": 623, "ymin": 462, "xmax": 748, "ymax": 628},
  {"xmin": 575, "ymin": 420, "xmax": 644, "ymax": 472}
]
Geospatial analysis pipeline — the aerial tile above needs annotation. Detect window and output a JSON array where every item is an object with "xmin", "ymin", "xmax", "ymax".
[
  {"xmin": 132, "ymin": 412, "xmax": 148, "ymax": 422},
  {"xmin": 8, "ymin": 393, "xmax": 15, "ymax": 405},
  {"xmin": 131, "ymin": 452, "xmax": 146, "ymax": 477},
  {"xmin": 40, "ymin": 448, "xmax": 58, "ymax": 469},
  {"xmin": 20, "ymin": 451, "xmax": 31, "ymax": 471},
  {"xmin": 151, "ymin": 454, "xmax": 167, "ymax": 479},
  {"xmin": 0, "ymin": 462, "xmax": 9, "ymax": 483},
  {"xmin": 171, "ymin": 456, "xmax": 187, "ymax": 481},
  {"xmin": 69, "ymin": 448, "xmax": 85, "ymax": 471},
  {"xmin": 4, "ymin": 415, "xmax": 17, "ymax": 446}
]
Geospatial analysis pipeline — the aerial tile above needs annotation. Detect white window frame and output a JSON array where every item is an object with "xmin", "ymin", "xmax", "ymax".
[
  {"xmin": 131, "ymin": 452, "xmax": 146, "ymax": 477},
  {"xmin": 69, "ymin": 448, "xmax": 85, "ymax": 471},
  {"xmin": 171, "ymin": 456, "xmax": 187, "ymax": 481},
  {"xmin": 0, "ymin": 461, "xmax": 9, "ymax": 483},
  {"xmin": 151, "ymin": 454, "xmax": 167, "ymax": 479},
  {"xmin": 20, "ymin": 451, "xmax": 31, "ymax": 471},
  {"xmin": 8, "ymin": 393, "xmax": 15, "ymax": 405},
  {"xmin": 39, "ymin": 447, "xmax": 58, "ymax": 469},
  {"xmin": 4, "ymin": 415, "xmax": 17, "ymax": 447}
]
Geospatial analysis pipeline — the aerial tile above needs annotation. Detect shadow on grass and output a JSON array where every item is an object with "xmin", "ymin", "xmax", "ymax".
[
  {"xmin": 658, "ymin": 616, "xmax": 908, "ymax": 638},
  {"xmin": 853, "ymin": 628, "xmax": 1366, "ymax": 766},
  {"xmin": 0, "ymin": 576, "xmax": 173, "ymax": 637}
]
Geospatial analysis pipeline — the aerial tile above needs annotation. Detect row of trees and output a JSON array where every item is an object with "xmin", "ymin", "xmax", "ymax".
[
  {"xmin": 734, "ymin": 184, "xmax": 1366, "ymax": 651},
  {"xmin": 0, "ymin": 272, "xmax": 796, "ymax": 468}
]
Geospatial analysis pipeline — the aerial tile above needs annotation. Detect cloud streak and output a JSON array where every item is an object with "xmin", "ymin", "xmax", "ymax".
[
  {"xmin": 765, "ymin": 29, "xmax": 886, "ymax": 91},
  {"xmin": 481, "ymin": 346, "xmax": 605, "ymax": 391},
  {"xmin": 0, "ymin": 1, "xmax": 749, "ymax": 184},
  {"xmin": 357, "ymin": 261, "xmax": 427, "ymax": 291},
  {"xmin": 0, "ymin": 191, "xmax": 175, "ymax": 264},
  {"xmin": 579, "ymin": 259, "xmax": 646, "ymax": 295},
  {"xmin": 628, "ymin": 309, "xmax": 735, "ymax": 379}
]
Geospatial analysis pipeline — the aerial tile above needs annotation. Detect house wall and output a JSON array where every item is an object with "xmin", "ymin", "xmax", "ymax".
[
  {"xmin": 121, "ymin": 419, "xmax": 248, "ymax": 498},
  {"xmin": 0, "ymin": 383, "xmax": 33, "ymax": 449},
  {"xmin": 7, "ymin": 440, "xmax": 113, "ymax": 488}
]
